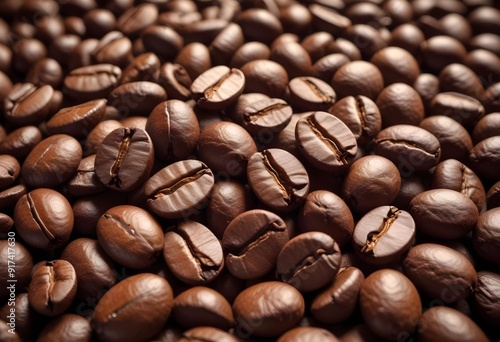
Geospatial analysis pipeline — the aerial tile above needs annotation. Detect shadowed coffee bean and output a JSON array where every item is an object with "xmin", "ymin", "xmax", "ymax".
[
  {"xmin": 158, "ymin": 63, "xmax": 192, "ymax": 101},
  {"xmin": 119, "ymin": 52, "xmax": 160, "ymax": 85},
  {"xmin": 403, "ymin": 243, "xmax": 477, "ymax": 302},
  {"xmin": 36, "ymin": 314, "xmax": 92, "ymax": 342},
  {"xmin": 376, "ymin": 83, "xmax": 425, "ymax": 127},
  {"xmin": 353, "ymin": 206, "xmax": 415, "ymax": 265},
  {"xmin": 0, "ymin": 154, "xmax": 19, "ymax": 189},
  {"xmin": 107, "ymin": 81, "xmax": 167, "ymax": 117},
  {"xmin": 63, "ymin": 63, "xmax": 121, "ymax": 101},
  {"xmin": 4, "ymin": 83, "xmax": 54, "ymax": 126},
  {"xmin": 0, "ymin": 241, "xmax": 32, "ymax": 298},
  {"xmin": 359, "ymin": 269, "xmax": 421, "ymax": 340},
  {"xmin": 296, "ymin": 111, "xmax": 358, "ymax": 173},
  {"xmin": 276, "ymin": 231, "xmax": 341, "ymax": 292},
  {"xmin": 179, "ymin": 327, "xmax": 238, "ymax": 342},
  {"xmin": 429, "ymin": 92, "xmax": 485, "ymax": 128},
  {"xmin": 247, "ymin": 148, "xmax": 309, "ymax": 212},
  {"xmin": 222, "ymin": 209, "xmax": 288, "ymax": 280},
  {"xmin": 97, "ymin": 205, "xmax": 164, "ymax": 269},
  {"xmin": 14, "ymin": 188, "xmax": 73, "ymax": 250},
  {"xmin": 469, "ymin": 136, "xmax": 500, "ymax": 181},
  {"xmin": 473, "ymin": 208, "xmax": 500, "ymax": 265},
  {"xmin": 95, "ymin": 127, "xmax": 154, "ymax": 192},
  {"xmin": 163, "ymin": 221, "xmax": 223, "ymax": 285},
  {"xmin": 66, "ymin": 154, "xmax": 107, "ymax": 197},
  {"xmin": 92, "ymin": 273, "xmax": 173, "ymax": 342},
  {"xmin": 473, "ymin": 271, "xmax": 500, "ymax": 326},
  {"xmin": 0, "ymin": 125, "xmax": 42, "ymax": 160},
  {"xmin": 311, "ymin": 266, "xmax": 364, "ymax": 324},
  {"xmin": 145, "ymin": 160, "xmax": 214, "ymax": 219},
  {"xmin": 28, "ymin": 260, "xmax": 77, "ymax": 317}
]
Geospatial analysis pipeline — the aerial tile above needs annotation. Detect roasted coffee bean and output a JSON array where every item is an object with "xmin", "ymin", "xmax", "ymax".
[
  {"xmin": 236, "ymin": 97, "xmax": 292, "ymax": 136},
  {"xmin": 469, "ymin": 136, "xmax": 500, "ymax": 181},
  {"xmin": 230, "ymin": 42, "xmax": 271, "ymax": 69},
  {"xmin": 91, "ymin": 31, "xmax": 132, "ymax": 68},
  {"xmin": 376, "ymin": 83, "xmax": 425, "ymax": 127},
  {"xmin": 181, "ymin": 19, "xmax": 228, "ymax": 46},
  {"xmin": 163, "ymin": 221, "xmax": 223, "ymax": 284},
  {"xmin": 145, "ymin": 160, "xmax": 214, "ymax": 219},
  {"xmin": 83, "ymin": 119, "xmax": 123, "ymax": 156},
  {"xmin": 416, "ymin": 306, "xmax": 489, "ymax": 342},
  {"xmin": 48, "ymin": 34, "xmax": 82, "ymax": 68},
  {"xmin": 342, "ymin": 155, "xmax": 401, "ymax": 214},
  {"xmin": 328, "ymin": 38, "xmax": 362, "ymax": 62},
  {"xmin": 141, "ymin": 25, "xmax": 183, "ymax": 62},
  {"xmin": 419, "ymin": 115, "xmax": 473, "ymax": 163},
  {"xmin": 270, "ymin": 41, "xmax": 313, "ymax": 79},
  {"xmin": 247, "ymin": 149, "xmax": 309, "ymax": 212},
  {"xmin": 236, "ymin": 8, "xmax": 283, "ymax": 44},
  {"xmin": 403, "ymin": 243, "xmax": 477, "ymax": 301},
  {"xmin": 63, "ymin": 63, "xmax": 121, "ymax": 101},
  {"xmin": 473, "ymin": 271, "xmax": 500, "ymax": 327},
  {"xmin": 83, "ymin": 9, "xmax": 116, "ymax": 38},
  {"xmin": 92, "ymin": 273, "xmax": 173, "ymax": 342},
  {"xmin": 295, "ymin": 111, "xmax": 357, "ymax": 173},
  {"xmin": 119, "ymin": 52, "xmax": 160, "ymax": 85},
  {"xmin": 209, "ymin": 23, "xmax": 245, "ymax": 66},
  {"xmin": 309, "ymin": 4, "xmax": 351, "ymax": 37},
  {"xmin": 175, "ymin": 42, "xmax": 211, "ymax": 81},
  {"xmin": 439, "ymin": 63, "xmax": 485, "ymax": 101},
  {"xmin": 172, "ymin": 286, "xmax": 234, "ymax": 330},
  {"xmin": 373, "ymin": 125, "xmax": 441, "ymax": 172},
  {"xmin": 145, "ymin": 99, "xmax": 200, "ymax": 161},
  {"xmin": 0, "ymin": 154, "xmax": 19, "ymax": 189},
  {"xmin": 97, "ymin": 205, "xmax": 164, "ymax": 269},
  {"xmin": 472, "ymin": 113, "xmax": 500, "ymax": 144},
  {"xmin": 279, "ymin": 3, "xmax": 312, "ymax": 36},
  {"xmin": 465, "ymin": 49, "xmax": 500, "ymax": 89},
  {"xmin": 4, "ymin": 83, "xmax": 54, "ymax": 126},
  {"xmin": 222, "ymin": 209, "xmax": 288, "ymax": 280},
  {"xmin": 240, "ymin": 59, "xmax": 289, "ymax": 98},
  {"xmin": 359, "ymin": 269, "xmax": 421, "ymax": 340},
  {"xmin": 0, "ymin": 184, "xmax": 28, "ymax": 212},
  {"xmin": 311, "ymin": 266, "xmax": 364, "ymax": 324},
  {"xmin": 46, "ymin": 98, "xmax": 107, "ymax": 138},
  {"xmin": 116, "ymin": 3, "xmax": 158, "ymax": 39},
  {"xmin": 410, "ymin": 189, "xmax": 478, "ymax": 239},
  {"xmin": 432, "ymin": 159, "xmax": 486, "ymax": 212},
  {"xmin": 0, "ymin": 213, "xmax": 13, "ymax": 234},
  {"xmin": 190, "ymin": 65, "xmax": 245, "ymax": 111},
  {"xmin": 276, "ymin": 231, "xmax": 341, "ymax": 292},
  {"xmin": 342, "ymin": 24, "xmax": 387, "ymax": 59},
  {"xmin": 25, "ymin": 57, "xmax": 63, "ymax": 88},
  {"xmin": 420, "ymin": 35, "xmax": 467, "ymax": 72},
  {"xmin": 329, "ymin": 95, "xmax": 382, "ymax": 145},
  {"xmin": 353, "ymin": 206, "xmax": 415, "ymax": 265},
  {"xmin": 66, "ymin": 154, "xmax": 107, "ymax": 197},
  {"xmin": 95, "ymin": 127, "xmax": 154, "ymax": 192},
  {"xmin": 158, "ymin": 63, "xmax": 192, "ymax": 101},
  {"xmin": 28, "ymin": 260, "xmax": 77, "ymax": 316},
  {"xmin": 179, "ymin": 327, "xmax": 238, "ymax": 342},
  {"xmin": 486, "ymin": 181, "xmax": 500, "ymax": 209},
  {"xmin": 12, "ymin": 38, "xmax": 47, "ymax": 74},
  {"xmin": 413, "ymin": 73, "xmax": 440, "ymax": 112},
  {"xmin": 36, "ymin": 313, "xmax": 92, "ymax": 342},
  {"xmin": 484, "ymin": 82, "xmax": 500, "ymax": 113},
  {"xmin": 277, "ymin": 327, "xmax": 339, "ymax": 342},
  {"xmin": 429, "ymin": 92, "xmax": 485, "ymax": 128},
  {"xmin": 68, "ymin": 39, "xmax": 100, "ymax": 70},
  {"xmin": 473, "ymin": 208, "xmax": 500, "ymax": 265},
  {"xmin": 232, "ymin": 281, "xmax": 304, "ymax": 338},
  {"xmin": 312, "ymin": 53, "xmax": 350, "ymax": 83},
  {"xmin": 0, "ymin": 292, "xmax": 34, "ymax": 341},
  {"xmin": 107, "ymin": 81, "xmax": 167, "ymax": 117},
  {"xmin": 0, "ymin": 240, "xmax": 32, "ymax": 298},
  {"xmin": 0, "ymin": 323, "xmax": 21, "ymax": 342},
  {"xmin": 331, "ymin": 61, "xmax": 384, "ymax": 100},
  {"xmin": 370, "ymin": 46, "xmax": 420, "ymax": 86},
  {"xmin": 288, "ymin": 77, "xmax": 336, "ymax": 112}
]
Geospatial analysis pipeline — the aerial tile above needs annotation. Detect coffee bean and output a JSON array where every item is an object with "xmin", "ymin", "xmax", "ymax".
[
  {"xmin": 331, "ymin": 61, "xmax": 384, "ymax": 100},
  {"xmin": 63, "ymin": 63, "xmax": 121, "ymax": 101},
  {"xmin": 247, "ymin": 149, "xmax": 309, "ymax": 211},
  {"xmin": 420, "ymin": 35, "xmax": 467, "ymax": 72},
  {"xmin": 430, "ymin": 92, "xmax": 486, "ymax": 128},
  {"xmin": 91, "ymin": 31, "xmax": 132, "ymax": 68},
  {"xmin": 484, "ymin": 82, "xmax": 500, "ymax": 114},
  {"xmin": 4, "ymin": 83, "xmax": 54, "ymax": 126},
  {"xmin": 116, "ymin": 3, "xmax": 158, "ymax": 39},
  {"xmin": 83, "ymin": 119, "xmax": 123, "ymax": 157},
  {"xmin": 0, "ymin": 212, "xmax": 13, "ymax": 234},
  {"xmin": 359, "ymin": 269, "xmax": 421, "ymax": 340},
  {"xmin": 0, "ymin": 323, "xmax": 21, "ymax": 342},
  {"xmin": 145, "ymin": 159, "xmax": 214, "ymax": 219},
  {"xmin": 240, "ymin": 59, "xmax": 289, "ymax": 98},
  {"xmin": 175, "ymin": 42, "xmax": 212, "ymax": 81},
  {"xmin": 413, "ymin": 73, "xmax": 440, "ymax": 112},
  {"xmin": 37, "ymin": 313, "xmax": 92, "ymax": 342},
  {"xmin": 108, "ymin": 81, "xmax": 167, "ymax": 117},
  {"xmin": 66, "ymin": 154, "xmax": 107, "ymax": 197},
  {"xmin": 119, "ymin": 52, "xmax": 160, "ymax": 85},
  {"xmin": 472, "ymin": 113, "xmax": 500, "ymax": 144},
  {"xmin": 236, "ymin": 97, "xmax": 293, "ymax": 136},
  {"xmin": 403, "ymin": 243, "xmax": 477, "ymax": 301},
  {"xmin": 25, "ymin": 57, "xmax": 63, "ymax": 88},
  {"xmin": 95, "ymin": 127, "xmax": 154, "ymax": 192},
  {"xmin": 473, "ymin": 271, "xmax": 500, "ymax": 326},
  {"xmin": 222, "ymin": 209, "xmax": 288, "ymax": 280},
  {"xmin": 83, "ymin": 9, "xmax": 117, "ymax": 38},
  {"xmin": 465, "ymin": 49, "xmax": 500, "ymax": 88},
  {"xmin": 469, "ymin": 136, "xmax": 500, "ymax": 181},
  {"xmin": 473, "ymin": 208, "xmax": 500, "ymax": 265},
  {"xmin": 158, "ymin": 63, "xmax": 192, "ymax": 101},
  {"xmin": 353, "ymin": 206, "xmax": 415, "ymax": 265},
  {"xmin": 277, "ymin": 327, "xmax": 339, "ymax": 342},
  {"xmin": 209, "ymin": 23, "xmax": 245, "ymax": 66},
  {"xmin": 230, "ymin": 42, "xmax": 271, "ymax": 69},
  {"xmin": 141, "ymin": 25, "xmax": 183, "ymax": 62},
  {"xmin": 28, "ymin": 260, "xmax": 77, "ymax": 316},
  {"xmin": 181, "ymin": 19, "xmax": 227, "ymax": 46},
  {"xmin": 236, "ymin": 8, "xmax": 283, "ymax": 44},
  {"xmin": 311, "ymin": 266, "xmax": 364, "ymax": 324},
  {"xmin": 0, "ymin": 240, "xmax": 32, "ymax": 298},
  {"xmin": 486, "ymin": 181, "xmax": 500, "ymax": 209},
  {"xmin": 312, "ymin": 53, "xmax": 350, "ymax": 83},
  {"xmin": 92, "ymin": 273, "xmax": 173, "ymax": 342},
  {"xmin": 68, "ymin": 38, "xmax": 99, "ymax": 70},
  {"xmin": 0, "ymin": 154, "xmax": 20, "ymax": 189},
  {"xmin": 179, "ymin": 327, "xmax": 239, "ymax": 342},
  {"xmin": 172, "ymin": 286, "xmax": 234, "ymax": 330},
  {"xmin": 288, "ymin": 77, "xmax": 336, "ymax": 112},
  {"xmin": 232, "ymin": 281, "xmax": 304, "ymax": 338},
  {"xmin": 370, "ymin": 46, "xmax": 420, "ymax": 86},
  {"xmin": 0, "ymin": 184, "xmax": 27, "ymax": 212},
  {"xmin": 439, "ymin": 63, "xmax": 485, "ymax": 101},
  {"xmin": 309, "ymin": 4, "xmax": 351, "ymax": 37},
  {"xmin": 376, "ymin": 83, "xmax": 425, "ymax": 127},
  {"xmin": 276, "ymin": 231, "xmax": 341, "ymax": 292},
  {"xmin": 270, "ymin": 41, "xmax": 313, "ymax": 79},
  {"xmin": 0, "ymin": 293, "xmax": 33, "ymax": 341},
  {"xmin": 328, "ymin": 38, "xmax": 362, "ymax": 62},
  {"xmin": 342, "ymin": 24, "xmax": 387, "ymax": 59}
]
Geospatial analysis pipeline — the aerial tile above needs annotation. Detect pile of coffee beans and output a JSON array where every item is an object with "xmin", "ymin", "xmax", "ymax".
[{"xmin": 0, "ymin": 0, "xmax": 499, "ymax": 341}]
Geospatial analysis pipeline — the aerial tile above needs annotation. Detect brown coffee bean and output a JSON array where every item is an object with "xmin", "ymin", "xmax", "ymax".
[
  {"xmin": 439, "ymin": 63, "xmax": 485, "ymax": 101},
  {"xmin": 63, "ymin": 63, "xmax": 121, "ymax": 101},
  {"xmin": 141, "ymin": 25, "xmax": 184, "ymax": 62},
  {"xmin": 270, "ymin": 41, "xmax": 313, "ymax": 79},
  {"xmin": 277, "ymin": 327, "xmax": 339, "ymax": 342},
  {"xmin": 158, "ymin": 63, "xmax": 192, "ymax": 101},
  {"xmin": 4, "ymin": 83, "xmax": 54, "ymax": 126},
  {"xmin": 179, "ymin": 327, "xmax": 238, "ymax": 342},
  {"xmin": 370, "ymin": 46, "xmax": 420, "ymax": 86},
  {"xmin": 331, "ymin": 61, "xmax": 384, "ymax": 100},
  {"xmin": 473, "ymin": 208, "xmax": 500, "ymax": 265},
  {"xmin": 91, "ymin": 30, "xmax": 132, "ymax": 68},
  {"xmin": 0, "ymin": 154, "xmax": 20, "ymax": 189},
  {"xmin": 230, "ymin": 42, "xmax": 271, "ymax": 69},
  {"xmin": 36, "ymin": 313, "xmax": 92, "ymax": 342},
  {"xmin": 240, "ymin": 59, "xmax": 289, "ymax": 98},
  {"xmin": 107, "ymin": 81, "xmax": 167, "ymax": 117},
  {"xmin": 376, "ymin": 83, "xmax": 425, "ymax": 127},
  {"xmin": 312, "ymin": 53, "xmax": 350, "ymax": 83},
  {"xmin": 309, "ymin": 4, "xmax": 351, "ymax": 37},
  {"xmin": 119, "ymin": 52, "xmax": 160, "ymax": 85},
  {"xmin": 116, "ymin": 3, "xmax": 158, "ymax": 38},
  {"xmin": 175, "ymin": 42, "xmax": 211, "ymax": 81},
  {"xmin": 209, "ymin": 23, "xmax": 245, "ymax": 66},
  {"xmin": 420, "ymin": 35, "xmax": 467, "ymax": 72},
  {"xmin": 473, "ymin": 271, "xmax": 500, "ymax": 327},
  {"xmin": 82, "ymin": 119, "xmax": 123, "ymax": 157},
  {"xmin": 236, "ymin": 8, "xmax": 283, "ymax": 44},
  {"xmin": 469, "ymin": 136, "xmax": 500, "ymax": 181},
  {"xmin": 0, "ymin": 241, "xmax": 32, "ymax": 299},
  {"xmin": 288, "ymin": 77, "xmax": 336, "ymax": 112}
]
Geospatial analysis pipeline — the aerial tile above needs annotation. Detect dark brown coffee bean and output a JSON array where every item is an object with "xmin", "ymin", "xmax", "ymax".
[
  {"xmin": 288, "ymin": 77, "xmax": 336, "ymax": 112},
  {"xmin": 172, "ymin": 286, "xmax": 234, "ymax": 330},
  {"xmin": 181, "ymin": 19, "xmax": 228, "ymax": 46},
  {"xmin": 0, "ymin": 184, "xmax": 27, "ymax": 212},
  {"xmin": 469, "ymin": 5, "xmax": 500, "ymax": 34},
  {"xmin": 175, "ymin": 42, "xmax": 212, "ymax": 81},
  {"xmin": 230, "ymin": 42, "xmax": 271, "ymax": 69},
  {"xmin": 0, "ymin": 154, "xmax": 19, "ymax": 189},
  {"xmin": 311, "ymin": 266, "xmax": 364, "ymax": 324},
  {"xmin": 312, "ymin": 53, "xmax": 350, "ymax": 83},
  {"xmin": 236, "ymin": 8, "xmax": 283, "ymax": 44},
  {"xmin": 92, "ymin": 273, "xmax": 173, "ymax": 342},
  {"xmin": 68, "ymin": 38, "xmax": 99, "ymax": 70},
  {"xmin": 295, "ymin": 111, "xmax": 357, "ymax": 173},
  {"xmin": 28, "ymin": 260, "xmax": 77, "ymax": 316},
  {"xmin": 164, "ymin": 221, "xmax": 223, "ymax": 284},
  {"xmin": 119, "ymin": 52, "xmax": 160, "ymax": 85},
  {"xmin": 483, "ymin": 82, "xmax": 500, "ymax": 114},
  {"xmin": 0, "ymin": 292, "xmax": 34, "ymax": 341},
  {"xmin": 328, "ymin": 38, "xmax": 362, "ymax": 62},
  {"xmin": 276, "ymin": 231, "xmax": 341, "ymax": 292},
  {"xmin": 25, "ymin": 57, "xmax": 63, "ymax": 88},
  {"xmin": 12, "ymin": 38, "xmax": 47, "ymax": 74},
  {"xmin": 65, "ymin": 154, "xmax": 106, "ymax": 197},
  {"xmin": 376, "ymin": 83, "xmax": 425, "ymax": 127},
  {"xmin": 465, "ymin": 49, "xmax": 500, "ymax": 88},
  {"xmin": 179, "ymin": 327, "xmax": 238, "ymax": 342},
  {"xmin": 247, "ymin": 148, "xmax": 309, "ymax": 212},
  {"xmin": 36, "ymin": 313, "xmax": 92, "ymax": 342},
  {"xmin": 95, "ymin": 127, "xmax": 154, "ymax": 192},
  {"xmin": 469, "ymin": 136, "xmax": 500, "ymax": 181},
  {"xmin": 108, "ymin": 81, "xmax": 167, "ymax": 117},
  {"xmin": 63, "ymin": 63, "xmax": 121, "ymax": 101},
  {"xmin": 359, "ymin": 269, "xmax": 421, "ymax": 340},
  {"xmin": 473, "ymin": 208, "xmax": 500, "ymax": 265},
  {"xmin": 240, "ymin": 59, "xmax": 289, "ymax": 98},
  {"xmin": 413, "ymin": 73, "xmax": 439, "ymax": 112},
  {"xmin": 432, "ymin": 159, "xmax": 486, "ymax": 212},
  {"xmin": 116, "ymin": 3, "xmax": 158, "ymax": 38},
  {"xmin": 472, "ymin": 113, "xmax": 500, "ymax": 144},
  {"xmin": 4, "ymin": 83, "xmax": 54, "ymax": 126},
  {"xmin": 141, "ymin": 25, "xmax": 183, "ymax": 62},
  {"xmin": 309, "ymin": 4, "xmax": 351, "ymax": 37},
  {"xmin": 277, "ymin": 327, "xmax": 339, "ymax": 342},
  {"xmin": 145, "ymin": 160, "xmax": 214, "ymax": 219},
  {"xmin": 209, "ymin": 23, "xmax": 245, "ymax": 66},
  {"xmin": 83, "ymin": 119, "xmax": 123, "ymax": 157},
  {"xmin": 0, "ymin": 241, "xmax": 32, "ymax": 299},
  {"xmin": 404, "ymin": 243, "xmax": 477, "ymax": 302},
  {"xmin": 232, "ymin": 281, "xmax": 304, "ymax": 338},
  {"xmin": 473, "ymin": 271, "xmax": 500, "ymax": 327},
  {"xmin": 486, "ymin": 181, "xmax": 500, "ymax": 209},
  {"xmin": 370, "ymin": 46, "xmax": 420, "ymax": 86},
  {"xmin": 420, "ymin": 35, "xmax": 467, "ymax": 72},
  {"xmin": 158, "ymin": 63, "xmax": 192, "ymax": 101},
  {"xmin": 331, "ymin": 61, "xmax": 384, "ymax": 100},
  {"xmin": 48, "ymin": 34, "xmax": 81, "ymax": 68},
  {"xmin": 342, "ymin": 24, "xmax": 387, "ymax": 59},
  {"xmin": 91, "ymin": 31, "xmax": 132, "ymax": 68},
  {"xmin": 342, "ymin": 155, "xmax": 401, "ymax": 214},
  {"xmin": 353, "ymin": 206, "xmax": 415, "ymax": 266},
  {"xmin": 410, "ymin": 189, "xmax": 478, "ymax": 239},
  {"xmin": 222, "ymin": 209, "xmax": 288, "ymax": 280},
  {"xmin": 417, "ymin": 306, "xmax": 489, "ymax": 342},
  {"xmin": 83, "ymin": 9, "xmax": 117, "ymax": 38},
  {"xmin": 236, "ymin": 97, "xmax": 292, "ymax": 136},
  {"xmin": 373, "ymin": 124, "xmax": 441, "ymax": 172},
  {"xmin": 439, "ymin": 63, "xmax": 485, "ymax": 101},
  {"xmin": 0, "ymin": 212, "xmax": 13, "ymax": 234},
  {"xmin": 270, "ymin": 41, "xmax": 313, "ymax": 79}
]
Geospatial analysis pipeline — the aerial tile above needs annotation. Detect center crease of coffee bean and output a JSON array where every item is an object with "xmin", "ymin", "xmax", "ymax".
[
  {"xmin": 109, "ymin": 128, "xmax": 134, "ymax": 187},
  {"xmin": 45, "ymin": 261, "xmax": 56, "ymax": 311},
  {"xmin": 230, "ymin": 220, "xmax": 286, "ymax": 256},
  {"xmin": 107, "ymin": 291, "xmax": 154, "ymax": 321},
  {"xmin": 376, "ymin": 139, "xmax": 440, "ymax": 157},
  {"xmin": 461, "ymin": 165, "xmax": 469, "ymax": 196},
  {"xmin": 305, "ymin": 116, "xmax": 351, "ymax": 164},
  {"xmin": 151, "ymin": 166, "xmax": 211, "ymax": 199},
  {"xmin": 245, "ymin": 103, "xmax": 288, "ymax": 122},
  {"xmin": 204, "ymin": 71, "xmax": 236, "ymax": 100},
  {"xmin": 262, "ymin": 150, "xmax": 299, "ymax": 204},
  {"xmin": 10, "ymin": 85, "xmax": 37, "ymax": 112},
  {"xmin": 355, "ymin": 96, "xmax": 367, "ymax": 131},
  {"xmin": 281, "ymin": 248, "xmax": 329, "ymax": 282},
  {"xmin": 26, "ymin": 193, "xmax": 55, "ymax": 241},
  {"xmin": 301, "ymin": 78, "xmax": 333, "ymax": 103},
  {"xmin": 361, "ymin": 206, "xmax": 401, "ymax": 253}
]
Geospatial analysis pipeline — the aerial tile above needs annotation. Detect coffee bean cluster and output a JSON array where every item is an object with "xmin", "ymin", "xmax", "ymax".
[{"xmin": 0, "ymin": 0, "xmax": 499, "ymax": 341}]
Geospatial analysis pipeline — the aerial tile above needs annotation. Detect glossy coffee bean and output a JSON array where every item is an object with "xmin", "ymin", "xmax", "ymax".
[
  {"xmin": 370, "ymin": 46, "xmax": 419, "ymax": 86},
  {"xmin": 230, "ymin": 42, "xmax": 271, "ymax": 69},
  {"xmin": 331, "ymin": 61, "xmax": 384, "ymax": 101},
  {"xmin": 28, "ymin": 260, "xmax": 77, "ymax": 316},
  {"xmin": 179, "ymin": 327, "xmax": 238, "ymax": 342},
  {"xmin": 83, "ymin": 120, "xmax": 123, "ymax": 157},
  {"xmin": 0, "ymin": 292, "xmax": 34, "ymax": 341},
  {"xmin": 145, "ymin": 160, "xmax": 214, "ymax": 219},
  {"xmin": 0, "ymin": 241, "xmax": 32, "ymax": 298},
  {"xmin": 174, "ymin": 42, "xmax": 211, "ymax": 81},
  {"xmin": 0, "ymin": 184, "xmax": 28, "ymax": 212},
  {"xmin": 236, "ymin": 8, "xmax": 283, "ymax": 44},
  {"xmin": 473, "ymin": 208, "xmax": 500, "ymax": 265},
  {"xmin": 469, "ymin": 136, "xmax": 500, "ymax": 181},
  {"xmin": 403, "ymin": 243, "xmax": 477, "ymax": 302},
  {"xmin": 429, "ymin": 92, "xmax": 485, "ymax": 128},
  {"xmin": 232, "ymin": 281, "xmax": 304, "ymax": 338},
  {"xmin": 0, "ymin": 213, "xmax": 13, "ymax": 234},
  {"xmin": 97, "ymin": 205, "xmax": 164, "ymax": 269},
  {"xmin": 119, "ymin": 52, "xmax": 160, "ymax": 85},
  {"xmin": 95, "ymin": 127, "xmax": 154, "ymax": 192},
  {"xmin": 312, "ymin": 53, "xmax": 350, "ymax": 83},
  {"xmin": 486, "ymin": 181, "xmax": 500, "ymax": 209},
  {"xmin": 473, "ymin": 271, "xmax": 500, "ymax": 326},
  {"xmin": 172, "ymin": 286, "xmax": 234, "ymax": 330},
  {"xmin": 247, "ymin": 148, "xmax": 309, "ymax": 212},
  {"xmin": 63, "ymin": 63, "xmax": 121, "ymax": 101},
  {"xmin": 353, "ymin": 206, "xmax": 415, "ymax": 266},
  {"xmin": 410, "ymin": 189, "xmax": 478, "ymax": 239},
  {"xmin": 276, "ymin": 231, "xmax": 341, "ymax": 292},
  {"xmin": 209, "ymin": 23, "xmax": 245, "ymax": 66},
  {"xmin": 235, "ymin": 97, "xmax": 293, "ymax": 136},
  {"xmin": 0, "ymin": 154, "xmax": 19, "ymax": 189},
  {"xmin": 288, "ymin": 77, "xmax": 335, "ymax": 112},
  {"xmin": 163, "ymin": 221, "xmax": 223, "ymax": 284},
  {"xmin": 25, "ymin": 57, "xmax": 63, "ymax": 88},
  {"xmin": 92, "ymin": 273, "xmax": 173, "ymax": 342},
  {"xmin": 240, "ymin": 59, "xmax": 289, "ymax": 98},
  {"xmin": 309, "ymin": 4, "xmax": 351, "ymax": 37},
  {"xmin": 472, "ymin": 113, "xmax": 500, "ymax": 144},
  {"xmin": 270, "ymin": 41, "xmax": 313, "ymax": 79},
  {"xmin": 376, "ymin": 83, "xmax": 425, "ymax": 127},
  {"xmin": 141, "ymin": 25, "xmax": 183, "ymax": 62},
  {"xmin": 36, "ymin": 313, "xmax": 92, "ymax": 342},
  {"xmin": 416, "ymin": 306, "xmax": 488, "ymax": 342},
  {"xmin": 66, "ymin": 154, "xmax": 107, "ymax": 197},
  {"xmin": 484, "ymin": 82, "xmax": 500, "ymax": 113},
  {"xmin": 107, "ymin": 81, "xmax": 167, "ymax": 117},
  {"xmin": 4, "ymin": 83, "xmax": 54, "ymax": 126},
  {"xmin": 91, "ymin": 31, "xmax": 132, "ymax": 68},
  {"xmin": 439, "ymin": 63, "xmax": 485, "ymax": 101},
  {"xmin": 311, "ymin": 266, "xmax": 364, "ymax": 324},
  {"xmin": 277, "ymin": 327, "xmax": 339, "ymax": 342},
  {"xmin": 420, "ymin": 35, "xmax": 467, "ymax": 72},
  {"xmin": 14, "ymin": 188, "xmax": 73, "ymax": 250},
  {"xmin": 116, "ymin": 3, "xmax": 158, "ymax": 39},
  {"xmin": 158, "ymin": 63, "xmax": 192, "ymax": 101},
  {"xmin": 342, "ymin": 155, "xmax": 401, "ymax": 214}
]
